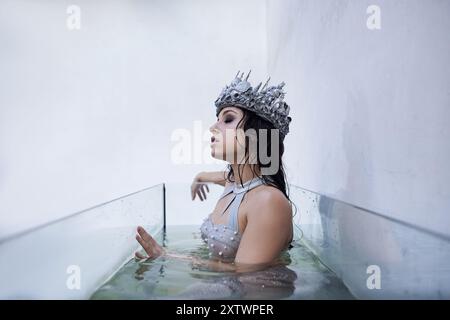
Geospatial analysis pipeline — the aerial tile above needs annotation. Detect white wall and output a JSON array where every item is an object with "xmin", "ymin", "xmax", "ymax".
[
  {"xmin": 2, "ymin": 0, "xmax": 448, "ymax": 240},
  {"xmin": 0, "ymin": 0, "xmax": 267, "ymax": 237},
  {"xmin": 267, "ymin": 0, "xmax": 450, "ymax": 237}
]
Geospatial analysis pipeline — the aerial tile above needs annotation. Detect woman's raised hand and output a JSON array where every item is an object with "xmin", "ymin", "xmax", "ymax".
[
  {"xmin": 135, "ymin": 226, "xmax": 165, "ymax": 260},
  {"xmin": 191, "ymin": 172, "xmax": 210, "ymax": 201}
]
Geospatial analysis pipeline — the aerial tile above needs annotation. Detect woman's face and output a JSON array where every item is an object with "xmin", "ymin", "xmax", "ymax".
[{"xmin": 209, "ymin": 106, "xmax": 246, "ymax": 162}]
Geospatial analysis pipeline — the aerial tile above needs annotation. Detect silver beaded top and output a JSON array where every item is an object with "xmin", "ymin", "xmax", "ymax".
[{"xmin": 214, "ymin": 70, "xmax": 292, "ymax": 139}]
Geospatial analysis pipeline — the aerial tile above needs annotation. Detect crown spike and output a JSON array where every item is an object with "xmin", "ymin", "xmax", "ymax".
[
  {"xmin": 240, "ymin": 71, "xmax": 245, "ymax": 79},
  {"xmin": 245, "ymin": 70, "xmax": 252, "ymax": 81},
  {"xmin": 253, "ymin": 82, "xmax": 262, "ymax": 93},
  {"xmin": 261, "ymin": 76, "xmax": 271, "ymax": 91},
  {"xmin": 235, "ymin": 70, "xmax": 240, "ymax": 78}
]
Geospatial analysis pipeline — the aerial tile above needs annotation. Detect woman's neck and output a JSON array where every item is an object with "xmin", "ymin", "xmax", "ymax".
[{"xmin": 230, "ymin": 164, "xmax": 262, "ymax": 185}]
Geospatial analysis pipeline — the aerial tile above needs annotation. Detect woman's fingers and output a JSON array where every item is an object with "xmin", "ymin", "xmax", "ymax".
[
  {"xmin": 202, "ymin": 184, "xmax": 209, "ymax": 195},
  {"xmin": 191, "ymin": 184, "xmax": 196, "ymax": 200},
  {"xmin": 199, "ymin": 185, "xmax": 207, "ymax": 200},
  {"xmin": 136, "ymin": 226, "xmax": 162, "ymax": 251},
  {"xmin": 191, "ymin": 184, "xmax": 212, "ymax": 201},
  {"xmin": 197, "ymin": 188, "xmax": 204, "ymax": 201},
  {"xmin": 136, "ymin": 237, "xmax": 154, "ymax": 257},
  {"xmin": 135, "ymin": 251, "xmax": 147, "ymax": 260},
  {"xmin": 137, "ymin": 226, "xmax": 153, "ymax": 242},
  {"xmin": 146, "ymin": 232, "xmax": 160, "ymax": 248},
  {"xmin": 136, "ymin": 234, "xmax": 152, "ymax": 255},
  {"xmin": 191, "ymin": 182, "xmax": 210, "ymax": 202},
  {"xmin": 135, "ymin": 226, "xmax": 166, "ymax": 261}
]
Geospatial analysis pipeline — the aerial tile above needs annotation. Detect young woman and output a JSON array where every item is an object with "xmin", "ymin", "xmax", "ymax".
[{"xmin": 135, "ymin": 71, "xmax": 294, "ymax": 272}]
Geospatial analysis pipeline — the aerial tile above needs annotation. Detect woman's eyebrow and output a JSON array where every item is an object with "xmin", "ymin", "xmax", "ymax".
[{"xmin": 220, "ymin": 110, "xmax": 236, "ymax": 117}]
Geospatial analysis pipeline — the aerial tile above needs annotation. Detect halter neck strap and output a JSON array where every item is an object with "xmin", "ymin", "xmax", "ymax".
[
  {"xmin": 217, "ymin": 176, "xmax": 265, "ymax": 232},
  {"xmin": 219, "ymin": 176, "xmax": 265, "ymax": 198}
]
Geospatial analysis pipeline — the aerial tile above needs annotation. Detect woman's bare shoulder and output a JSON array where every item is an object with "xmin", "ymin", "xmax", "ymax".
[
  {"xmin": 247, "ymin": 184, "xmax": 292, "ymax": 218},
  {"xmin": 251, "ymin": 184, "xmax": 288, "ymax": 200}
]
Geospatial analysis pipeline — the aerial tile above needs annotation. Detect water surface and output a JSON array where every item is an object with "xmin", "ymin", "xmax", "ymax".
[{"xmin": 91, "ymin": 225, "xmax": 354, "ymax": 299}]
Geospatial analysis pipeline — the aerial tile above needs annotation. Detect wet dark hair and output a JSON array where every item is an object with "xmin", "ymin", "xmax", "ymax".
[{"xmin": 222, "ymin": 107, "xmax": 299, "ymax": 243}]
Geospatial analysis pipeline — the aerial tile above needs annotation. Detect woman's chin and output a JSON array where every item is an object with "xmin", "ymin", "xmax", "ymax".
[{"xmin": 210, "ymin": 150, "xmax": 226, "ymax": 161}]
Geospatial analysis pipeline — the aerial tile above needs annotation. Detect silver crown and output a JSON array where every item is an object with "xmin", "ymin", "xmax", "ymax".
[{"xmin": 214, "ymin": 70, "xmax": 292, "ymax": 139}]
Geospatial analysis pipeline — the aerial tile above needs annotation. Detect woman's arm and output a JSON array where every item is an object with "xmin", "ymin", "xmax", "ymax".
[
  {"xmin": 191, "ymin": 171, "xmax": 229, "ymax": 201},
  {"xmin": 135, "ymin": 226, "xmax": 237, "ymax": 271},
  {"xmin": 234, "ymin": 189, "xmax": 293, "ymax": 265},
  {"xmin": 196, "ymin": 171, "xmax": 228, "ymax": 186},
  {"xmin": 162, "ymin": 251, "xmax": 238, "ymax": 272},
  {"xmin": 135, "ymin": 226, "xmax": 272, "ymax": 273},
  {"xmin": 140, "ymin": 249, "xmax": 273, "ymax": 273}
]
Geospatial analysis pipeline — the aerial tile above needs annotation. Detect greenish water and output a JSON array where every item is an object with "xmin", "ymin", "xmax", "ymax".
[{"xmin": 91, "ymin": 225, "xmax": 354, "ymax": 299}]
